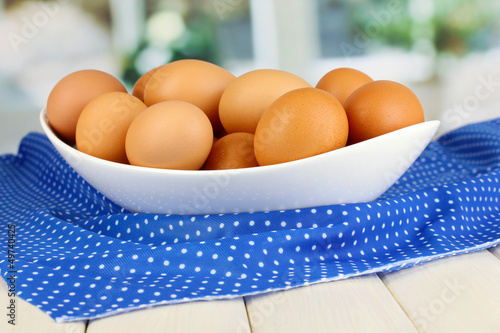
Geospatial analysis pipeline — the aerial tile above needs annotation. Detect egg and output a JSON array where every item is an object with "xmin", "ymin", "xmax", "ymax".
[
  {"xmin": 315, "ymin": 67, "xmax": 373, "ymax": 106},
  {"xmin": 47, "ymin": 69, "xmax": 127, "ymax": 142},
  {"xmin": 143, "ymin": 59, "xmax": 235, "ymax": 134},
  {"xmin": 218, "ymin": 69, "xmax": 311, "ymax": 134},
  {"xmin": 254, "ymin": 87, "xmax": 349, "ymax": 166},
  {"xmin": 125, "ymin": 101, "xmax": 213, "ymax": 170},
  {"xmin": 203, "ymin": 132, "xmax": 259, "ymax": 170},
  {"xmin": 343, "ymin": 80, "xmax": 425, "ymax": 145},
  {"xmin": 75, "ymin": 92, "xmax": 147, "ymax": 164},
  {"xmin": 132, "ymin": 66, "xmax": 162, "ymax": 102}
]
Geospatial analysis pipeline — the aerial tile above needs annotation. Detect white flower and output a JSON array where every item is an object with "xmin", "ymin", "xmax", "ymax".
[{"xmin": 146, "ymin": 11, "xmax": 186, "ymax": 48}]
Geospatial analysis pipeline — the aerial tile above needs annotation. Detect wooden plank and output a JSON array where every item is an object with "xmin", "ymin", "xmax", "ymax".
[
  {"xmin": 380, "ymin": 250, "xmax": 500, "ymax": 333},
  {"xmin": 87, "ymin": 298, "xmax": 250, "ymax": 333},
  {"xmin": 245, "ymin": 274, "xmax": 417, "ymax": 333},
  {"xmin": 0, "ymin": 277, "xmax": 87, "ymax": 333},
  {"xmin": 489, "ymin": 245, "xmax": 500, "ymax": 260}
]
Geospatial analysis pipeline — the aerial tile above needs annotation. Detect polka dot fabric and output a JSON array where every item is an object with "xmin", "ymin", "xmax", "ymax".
[{"xmin": 1, "ymin": 118, "xmax": 500, "ymax": 322}]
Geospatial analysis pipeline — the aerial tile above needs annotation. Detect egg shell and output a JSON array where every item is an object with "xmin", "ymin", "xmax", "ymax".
[
  {"xmin": 218, "ymin": 69, "xmax": 311, "ymax": 134},
  {"xmin": 344, "ymin": 80, "xmax": 425, "ymax": 145},
  {"xmin": 203, "ymin": 132, "xmax": 259, "ymax": 170},
  {"xmin": 75, "ymin": 92, "xmax": 147, "ymax": 164},
  {"xmin": 316, "ymin": 67, "xmax": 373, "ymax": 106},
  {"xmin": 125, "ymin": 101, "xmax": 213, "ymax": 170},
  {"xmin": 143, "ymin": 59, "xmax": 235, "ymax": 134},
  {"xmin": 132, "ymin": 66, "xmax": 163, "ymax": 102},
  {"xmin": 254, "ymin": 87, "xmax": 349, "ymax": 166},
  {"xmin": 47, "ymin": 69, "xmax": 127, "ymax": 142}
]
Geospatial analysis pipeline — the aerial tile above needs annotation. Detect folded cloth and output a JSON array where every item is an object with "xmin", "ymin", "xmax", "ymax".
[{"xmin": 1, "ymin": 118, "xmax": 500, "ymax": 322}]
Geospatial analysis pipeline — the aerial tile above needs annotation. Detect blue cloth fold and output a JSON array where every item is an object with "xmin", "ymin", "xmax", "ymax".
[{"xmin": 1, "ymin": 118, "xmax": 500, "ymax": 322}]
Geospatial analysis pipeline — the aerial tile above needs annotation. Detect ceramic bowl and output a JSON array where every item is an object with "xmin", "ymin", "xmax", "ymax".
[{"xmin": 40, "ymin": 108, "xmax": 440, "ymax": 215}]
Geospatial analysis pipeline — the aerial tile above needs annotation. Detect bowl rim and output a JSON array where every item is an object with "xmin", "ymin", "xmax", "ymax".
[{"xmin": 40, "ymin": 107, "xmax": 441, "ymax": 176}]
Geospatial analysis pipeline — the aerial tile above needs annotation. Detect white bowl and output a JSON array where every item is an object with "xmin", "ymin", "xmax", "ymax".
[{"xmin": 40, "ymin": 109, "xmax": 440, "ymax": 215}]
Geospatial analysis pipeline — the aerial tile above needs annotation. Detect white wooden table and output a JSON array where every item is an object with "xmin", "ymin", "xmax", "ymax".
[{"xmin": 2, "ymin": 246, "xmax": 500, "ymax": 333}]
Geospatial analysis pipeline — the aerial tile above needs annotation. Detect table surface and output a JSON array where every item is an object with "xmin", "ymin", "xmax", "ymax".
[
  {"xmin": 2, "ymin": 246, "xmax": 500, "ymax": 333},
  {"xmin": 2, "ymin": 119, "xmax": 500, "ymax": 333}
]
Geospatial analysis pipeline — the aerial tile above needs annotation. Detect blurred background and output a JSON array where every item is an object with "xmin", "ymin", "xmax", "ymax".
[{"xmin": 1, "ymin": 0, "xmax": 500, "ymax": 154}]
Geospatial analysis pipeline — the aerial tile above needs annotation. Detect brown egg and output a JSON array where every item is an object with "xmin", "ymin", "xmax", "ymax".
[
  {"xmin": 316, "ymin": 67, "xmax": 373, "ymax": 106},
  {"xmin": 47, "ymin": 69, "xmax": 127, "ymax": 142},
  {"xmin": 143, "ymin": 59, "xmax": 235, "ymax": 134},
  {"xmin": 75, "ymin": 92, "xmax": 147, "ymax": 163},
  {"xmin": 125, "ymin": 101, "xmax": 213, "ymax": 170},
  {"xmin": 219, "ymin": 69, "xmax": 311, "ymax": 134},
  {"xmin": 254, "ymin": 88, "xmax": 348, "ymax": 166},
  {"xmin": 344, "ymin": 80, "xmax": 425, "ymax": 145},
  {"xmin": 203, "ymin": 132, "xmax": 259, "ymax": 170},
  {"xmin": 132, "ymin": 66, "xmax": 163, "ymax": 102}
]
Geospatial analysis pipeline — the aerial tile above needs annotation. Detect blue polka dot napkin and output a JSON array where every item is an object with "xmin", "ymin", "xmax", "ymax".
[{"xmin": 1, "ymin": 118, "xmax": 500, "ymax": 322}]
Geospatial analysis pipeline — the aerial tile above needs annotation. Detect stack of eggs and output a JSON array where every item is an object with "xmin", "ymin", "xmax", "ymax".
[{"xmin": 46, "ymin": 59, "xmax": 425, "ymax": 171}]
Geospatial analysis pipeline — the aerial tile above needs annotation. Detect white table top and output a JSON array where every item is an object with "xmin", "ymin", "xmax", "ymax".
[{"xmin": 2, "ymin": 246, "xmax": 500, "ymax": 332}]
